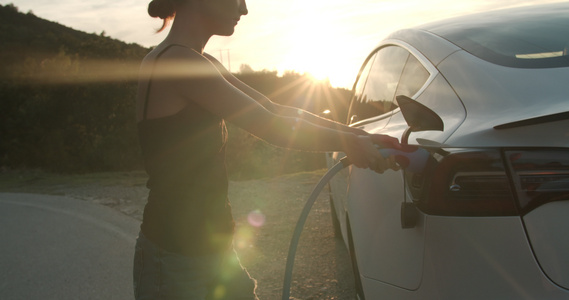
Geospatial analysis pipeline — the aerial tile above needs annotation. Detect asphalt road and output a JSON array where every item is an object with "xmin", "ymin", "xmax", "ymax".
[{"xmin": 0, "ymin": 193, "xmax": 141, "ymax": 300}]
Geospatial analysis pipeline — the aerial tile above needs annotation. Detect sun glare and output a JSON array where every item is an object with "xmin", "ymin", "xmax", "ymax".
[{"xmin": 278, "ymin": 1, "xmax": 361, "ymax": 88}]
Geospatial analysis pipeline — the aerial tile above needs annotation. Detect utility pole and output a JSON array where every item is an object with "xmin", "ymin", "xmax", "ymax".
[
  {"xmin": 227, "ymin": 49, "xmax": 231, "ymax": 73},
  {"xmin": 217, "ymin": 49, "xmax": 231, "ymax": 73}
]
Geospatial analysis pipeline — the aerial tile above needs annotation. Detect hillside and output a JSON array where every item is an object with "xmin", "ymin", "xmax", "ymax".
[
  {"xmin": 0, "ymin": 3, "xmax": 149, "ymax": 173},
  {"xmin": 0, "ymin": 3, "xmax": 149, "ymax": 77}
]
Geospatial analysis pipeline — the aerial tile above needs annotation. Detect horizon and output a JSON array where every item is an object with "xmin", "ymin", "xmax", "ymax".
[{"xmin": 2, "ymin": 0, "xmax": 565, "ymax": 88}]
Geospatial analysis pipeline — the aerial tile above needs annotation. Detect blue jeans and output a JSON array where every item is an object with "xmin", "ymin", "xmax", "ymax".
[{"xmin": 133, "ymin": 233, "xmax": 258, "ymax": 300}]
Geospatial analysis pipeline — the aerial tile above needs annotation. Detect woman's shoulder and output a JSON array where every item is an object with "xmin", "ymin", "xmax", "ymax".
[
  {"xmin": 144, "ymin": 43, "xmax": 203, "ymax": 62},
  {"xmin": 140, "ymin": 44, "xmax": 212, "ymax": 78}
]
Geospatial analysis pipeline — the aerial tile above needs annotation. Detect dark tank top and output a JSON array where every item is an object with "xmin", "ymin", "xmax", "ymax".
[{"xmin": 137, "ymin": 45, "xmax": 234, "ymax": 256}]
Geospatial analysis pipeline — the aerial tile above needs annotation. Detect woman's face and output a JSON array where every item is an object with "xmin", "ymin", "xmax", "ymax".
[{"xmin": 201, "ymin": 0, "xmax": 248, "ymax": 36}]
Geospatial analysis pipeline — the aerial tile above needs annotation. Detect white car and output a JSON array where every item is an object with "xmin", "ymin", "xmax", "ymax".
[{"xmin": 326, "ymin": 2, "xmax": 569, "ymax": 299}]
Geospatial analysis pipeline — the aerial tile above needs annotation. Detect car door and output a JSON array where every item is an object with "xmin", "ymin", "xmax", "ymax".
[
  {"xmin": 328, "ymin": 46, "xmax": 408, "ymax": 241},
  {"xmin": 346, "ymin": 44, "xmax": 435, "ymax": 291},
  {"xmin": 327, "ymin": 52, "xmax": 375, "ymax": 241}
]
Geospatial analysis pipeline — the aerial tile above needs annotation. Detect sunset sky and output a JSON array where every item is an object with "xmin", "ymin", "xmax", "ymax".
[{"xmin": 2, "ymin": 0, "xmax": 565, "ymax": 88}]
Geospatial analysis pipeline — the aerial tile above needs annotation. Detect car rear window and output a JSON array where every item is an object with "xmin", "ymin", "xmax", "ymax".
[{"xmin": 423, "ymin": 3, "xmax": 569, "ymax": 68}]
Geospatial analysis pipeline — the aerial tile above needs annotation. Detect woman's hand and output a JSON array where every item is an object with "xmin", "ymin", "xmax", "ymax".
[{"xmin": 344, "ymin": 134, "xmax": 402, "ymax": 173}]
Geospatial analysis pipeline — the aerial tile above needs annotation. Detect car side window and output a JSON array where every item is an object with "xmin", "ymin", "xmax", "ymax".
[
  {"xmin": 395, "ymin": 54, "xmax": 431, "ymax": 100},
  {"xmin": 348, "ymin": 53, "xmax": 377, "ymax": 123},
  {"xmin": 348, "ymin": 46, "xmax": 409, "ymax": 124}
]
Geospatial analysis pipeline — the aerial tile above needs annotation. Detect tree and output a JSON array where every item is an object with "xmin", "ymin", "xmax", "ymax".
[
  {"xmin": 239, "ymin": 64, "xmax": 254, "ymax": 74},
  {"xmin": 6, "ymin": 3, "xmax": 18, "ymax": 12}
]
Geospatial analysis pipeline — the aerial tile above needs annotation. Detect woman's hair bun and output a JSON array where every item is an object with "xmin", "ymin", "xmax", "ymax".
[{"xmin": 148, "ymin": 0, "xmax": 176, "ymax": 20}]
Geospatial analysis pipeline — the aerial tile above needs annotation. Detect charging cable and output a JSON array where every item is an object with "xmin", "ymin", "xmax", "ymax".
[
  {"xmin": 281, "ymin": 146, "xmax": 430, "ymax": 299},
  {"xmin": 281, "ymin": 157, "xmax": 350, "ymax": 300}
]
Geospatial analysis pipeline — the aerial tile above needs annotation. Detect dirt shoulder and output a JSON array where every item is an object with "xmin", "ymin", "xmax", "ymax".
[{"xmin": 0, "ymin": 170, "xmax": 355, "ymax": 299}]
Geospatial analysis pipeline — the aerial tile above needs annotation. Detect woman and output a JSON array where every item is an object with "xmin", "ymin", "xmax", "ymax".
[{"xmin": 134, "ymin": 0, "xmax": 401, "ymax": 299}]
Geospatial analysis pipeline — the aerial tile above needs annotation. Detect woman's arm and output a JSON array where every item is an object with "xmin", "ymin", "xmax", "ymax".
[
  {"xmin": 202, "ymin": 53, "xmax": 371, "ymax": 137},
  {"xmin": 203, "ymin": 53, "xmax": 402, "ymax": 152},
  {"xmin": 161, "ymin": 47, "xmax": 398, "ymax": 172}
]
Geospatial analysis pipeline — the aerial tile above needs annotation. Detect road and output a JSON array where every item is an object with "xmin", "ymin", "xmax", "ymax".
[{"xmin": 0, "ymin": 193, "xmax": 140, "ymax": 300}]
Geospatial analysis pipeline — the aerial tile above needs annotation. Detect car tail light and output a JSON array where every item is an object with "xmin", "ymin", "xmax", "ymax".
[
  {"xmin": 411, "ymin": 149, "xmax": 518, "ymax": 216},
  {"xmin": 505, "ymin": 149, "xmax": 569, "ymax": 215}
]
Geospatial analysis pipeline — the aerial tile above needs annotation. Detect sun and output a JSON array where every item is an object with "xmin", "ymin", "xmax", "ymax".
[{"xmin": 278, "ymin": 3, "xmax": 358, "ymax": 88}]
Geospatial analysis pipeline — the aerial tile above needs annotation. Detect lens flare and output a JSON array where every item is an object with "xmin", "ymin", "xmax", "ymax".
[
  {"xmin": 234, "ymin": 226, "xmax": 254, "ymax": 249},
  {"xmin": 212, "ymin": 284, "xmax": 226, "ymax": 299},
  {"xmin": 247, "ymin": 210, "xmax": 266, "ymax": 227}
]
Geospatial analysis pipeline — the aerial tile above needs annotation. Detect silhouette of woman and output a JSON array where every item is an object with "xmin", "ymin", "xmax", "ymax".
[{"xmin": 133, "ymin": 0, "xmax": 400, "ymax": 299}]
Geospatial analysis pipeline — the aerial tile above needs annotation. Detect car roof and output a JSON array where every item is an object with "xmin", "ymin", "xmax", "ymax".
[
  {"xmin": 415, "ymin": 2, "xmax": 569, "ymax": 69},
  {"xmin": 376, "ymin": 3, "xmax": 569, "ymax": 147}
]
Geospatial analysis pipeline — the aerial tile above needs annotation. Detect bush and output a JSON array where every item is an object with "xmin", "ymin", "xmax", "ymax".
[{"xmin": 225, "ymin": 123, "xmax": 326, "ymax": 180}]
